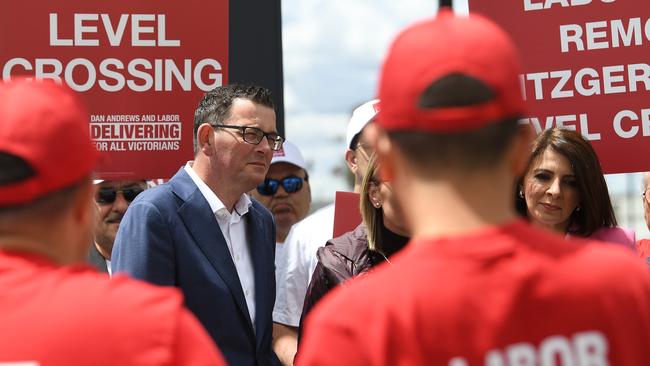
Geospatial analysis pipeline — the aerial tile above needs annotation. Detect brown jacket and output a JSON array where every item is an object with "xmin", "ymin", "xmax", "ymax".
[{"xmin": 300, "ymin": 224, "xmax": 384, "ymax": 331}]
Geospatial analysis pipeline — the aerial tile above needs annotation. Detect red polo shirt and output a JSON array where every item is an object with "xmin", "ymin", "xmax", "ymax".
[
  {"xmin": 0, "ymin": 249, "xmax": 225, "ymax": 365},
  {"xmin": 298, "ymin": 220, "xmax": 650, "ymax": 365}
]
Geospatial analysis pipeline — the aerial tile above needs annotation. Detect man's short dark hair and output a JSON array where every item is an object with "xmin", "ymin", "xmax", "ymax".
[
  {"xmin": 349, "ymin": 134, "xmax": 362, "ymax": 151},
  {"xmin": 388, "ymin": 74, "xmax": 521, "ymax": 175},
  {"xmin": 193, "ymin": 84, "xmax": 275, "ymax": 152}
]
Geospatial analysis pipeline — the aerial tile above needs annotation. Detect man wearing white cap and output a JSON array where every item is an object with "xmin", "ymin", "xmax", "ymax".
[
  {"xmin": 272, "ymin": 100, "xmax": 379, "ymax": 365},
  {"xmin": 250, "ymin": 140, "xmax": 311, "ymax": 244},
  {"xmin": 345, "ymin": 99, "xmax": 380, "ymax": 191}
]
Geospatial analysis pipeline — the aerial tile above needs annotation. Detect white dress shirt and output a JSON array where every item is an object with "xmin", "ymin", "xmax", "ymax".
[{"xmin": 184, "ymin": 162, "xmax": 257, "ymax": 327}]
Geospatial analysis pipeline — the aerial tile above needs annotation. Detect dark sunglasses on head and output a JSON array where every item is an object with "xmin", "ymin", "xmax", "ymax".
[
  {"xmin": 95, "ymin": 187, "xmax": 145, "ymax": 204},
  {"xmin": 256, "ymin": 176, "xmax": 304, "ymax": 196}
]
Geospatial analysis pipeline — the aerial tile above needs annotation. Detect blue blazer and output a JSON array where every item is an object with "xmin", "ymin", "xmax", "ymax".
[{"xmin": 112, "ymin": 168, "xmax": 279, "ymax": 366}]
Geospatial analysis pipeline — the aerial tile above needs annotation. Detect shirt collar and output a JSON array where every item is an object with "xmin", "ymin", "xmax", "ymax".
[{"xmin": 184, "ymin": 161, "xmax": 252, "ymax": 217}]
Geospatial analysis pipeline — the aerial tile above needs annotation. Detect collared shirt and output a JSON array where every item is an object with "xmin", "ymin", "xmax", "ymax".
[{"xmin": 184, "ymin": 162, "xmax": 257, "ymax": 327}]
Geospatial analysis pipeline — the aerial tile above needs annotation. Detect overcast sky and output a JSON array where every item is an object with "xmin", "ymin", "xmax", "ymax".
[{"xmin": 281, "ymin": 0, "xmax": 469, "ymax": 202}]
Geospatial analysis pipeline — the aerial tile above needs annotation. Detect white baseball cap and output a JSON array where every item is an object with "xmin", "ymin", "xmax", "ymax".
[
  {"xmin": 271, "ymin": 140, "xmax": 307, "ymax": 170},
  {"xmin": 345, "ymin": 99, "xmax": 380, "ymax": 149}
]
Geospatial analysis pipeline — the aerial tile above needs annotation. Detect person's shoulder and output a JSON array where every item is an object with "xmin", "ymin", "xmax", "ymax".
[
  {"xmin": 302, "ymin": 258, "xmax": 395, "ymax": 326},
  {"xmin": 572, "ymin": 238, "xmax": 646, "ymax": 270},
  {"xmin": 1, "ymin": 262, "xmax": 203, "ymax": 365},
  {"xmin": 134, "ymin": 168, "xmax": 193, "ymax": 205},
  {"xmin": 511, "ymin": 223, "xmax": 643, "ymax": 274},
  {"xmin": 134, "ymin": 181, "xmax": 174, "ymax": 204},
  {"xmin": 295, "ymin": 203, "xmax": 335, "ymax": 229},
  {"xmin": 287, "ymin": 203, "xmax": 335, "ymax": 245},
  {"xmin": 587, "ymin": 226, "xmax": 636, "ymax": 248},
  {"xmin": 319, "ymin": 224, "xmax": 368, "ymax": 261},
  {"xmin": 31, "ymin": 267, "xmax": 187, "ymax": 342},
  {"xmin": 547, "ymin": 235, "xmax": 650, "ymax": 294},
  {"xmin": 60, "ymin": 269, "xmax": 184, "ymax": 314}
]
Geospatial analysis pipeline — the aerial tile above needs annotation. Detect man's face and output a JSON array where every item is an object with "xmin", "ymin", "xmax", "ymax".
[
  {"xmin": 94, "ymin": 180, "xmax": 147, "ymax": 255},
  {"xmin": 212, "ymin": 98, "xmax": 277, "ymax": 192},
  {"xmin": 251, "ymin": 163, "xmax": 311, "ymax": 237}
]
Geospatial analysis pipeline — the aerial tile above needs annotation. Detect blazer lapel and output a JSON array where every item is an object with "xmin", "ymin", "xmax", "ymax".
[
  {"xmin": 171, "ymin": 169, "xmax": 255, "ymax": 334},
  {"xmin": 248, "ymin": 203, "xmax": 274, "ymax": 346}
]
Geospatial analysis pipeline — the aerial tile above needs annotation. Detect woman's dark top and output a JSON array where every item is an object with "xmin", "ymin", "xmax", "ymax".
[{"xmin": 298, "ymin": 223, "xmax": 409, "ymax": 341}]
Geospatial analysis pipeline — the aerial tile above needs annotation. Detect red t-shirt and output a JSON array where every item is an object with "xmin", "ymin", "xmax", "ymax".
[
  {"xmin": 0, "ymin": 250, "xmax": 225, "ymax": 366},
  {"xmin": 298, "ymin": 220, "xmax": 650, "ymax": 365}
]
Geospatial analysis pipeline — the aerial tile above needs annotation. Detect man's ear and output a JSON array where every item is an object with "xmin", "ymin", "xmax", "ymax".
[
  {"xmin": 364, "ymin": 123, "xmax": 395, "ymax": 182},
  {"xmin": 367, "ymin": 182, "xmax": 382, "ymax": 209},
  {"xmin": 66, "ymin": 179, "xmax": 96, "ymax": 256},
  {"xmin": 72, "ymin": 180, "xmax": 96, "ymax": 225},
  {"xmin": 64, "ymin": 179, "xmax": 96, "ymax": 264},
  {"xmin": 197, "ymin": 123, "xmax": 215, "ymax": 156},
  {"xmin": 344, "ymin": 149, "xmax": 358, "ymax": 176}
]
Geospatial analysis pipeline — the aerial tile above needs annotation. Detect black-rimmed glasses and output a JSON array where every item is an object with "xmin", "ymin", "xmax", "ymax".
[{"xmin": 212, "ymin": 124, "xmax": 285, "ymax": 151}]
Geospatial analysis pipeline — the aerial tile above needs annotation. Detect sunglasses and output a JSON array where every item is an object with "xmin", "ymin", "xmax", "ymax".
[
  {"xmin": 95, "ymin": 186, "xmax": 145, "ymax": 204},
  {"xmin": 256, "ymin": 176, "xmax": 304, "ymax": 196}
]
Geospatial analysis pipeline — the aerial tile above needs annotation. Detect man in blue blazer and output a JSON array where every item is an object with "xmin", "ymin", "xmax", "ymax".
[{"xmin": 112, "ymin": 85, "xmax": 284, "ymax": 366}]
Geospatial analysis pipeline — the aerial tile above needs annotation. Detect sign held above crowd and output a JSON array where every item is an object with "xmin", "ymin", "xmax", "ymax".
[
  {"xmin": 0, "ymin": 1, "xmax": 228, "ymax": 180},
  {"xmin": 469, "ymin": 0, "xmax": 650, "ymax": 173}
]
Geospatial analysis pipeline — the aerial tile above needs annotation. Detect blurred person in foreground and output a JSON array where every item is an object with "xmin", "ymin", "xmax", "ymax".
[
  {"xmin": 89, "ymin": 179, "xmax": 147, "ymax": 274},
  {"xmin": 113, "ymin": 84, "xmax": 282, "ymax": 366},
  {"xmin": 272, "ymin": 100, "xmax": 379, "ymax": 364},
  {"xmin": 250, "ymin": 140, "xmax": 311, "ymax": 365},
  {"xmin": 637, "ymin": 172, "xmax": 650, "ymax": 259},
  {"xmin": 0, "ymin": 78, "xmax": 224, "ymax": 365},
  {"xmin": 300, "ymin": 153, "xmax": 409, "ymax": 328},
  {"xmin": 515, "ymin": 127, "xmax": 635, "ymax": 248},
  {"xmin": 297, "ymin": 10, "xmax": 650, "ymax": 365}
]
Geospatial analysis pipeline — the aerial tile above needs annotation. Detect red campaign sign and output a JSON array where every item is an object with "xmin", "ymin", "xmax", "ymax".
[
  {"xmin": 0, "ymin": 1, "xmax": 228, "ymax": 180},
  {"xmin": 333, "ymin": 191, "xmax": 362, "ymax": 238},
  {"xmin": 468, "ymin": 0, "xmax": 650, "ymax": 174}
]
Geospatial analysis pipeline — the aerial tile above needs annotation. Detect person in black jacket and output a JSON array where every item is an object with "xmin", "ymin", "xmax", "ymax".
[{"xmin": 299, "ymin": 154, "xmax": 409, "ymax": 334}]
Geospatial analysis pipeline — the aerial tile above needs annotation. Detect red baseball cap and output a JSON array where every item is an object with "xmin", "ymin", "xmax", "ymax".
[
  {"xmin": 377, "ymin": 10, "xmax": 525, "ymax": 132},
  {"xmin": 0, "ymin": 78, "xmax": 98, "ymax": 206}
]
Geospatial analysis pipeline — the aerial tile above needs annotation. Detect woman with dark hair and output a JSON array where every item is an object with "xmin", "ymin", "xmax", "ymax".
[
  {"xmin": 516, "ymin": 127, "xmax": 634, "ymax": 247},
  {"xmin": 300, "ymin": 154, "xmax": 409, "ymax": 326}
]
